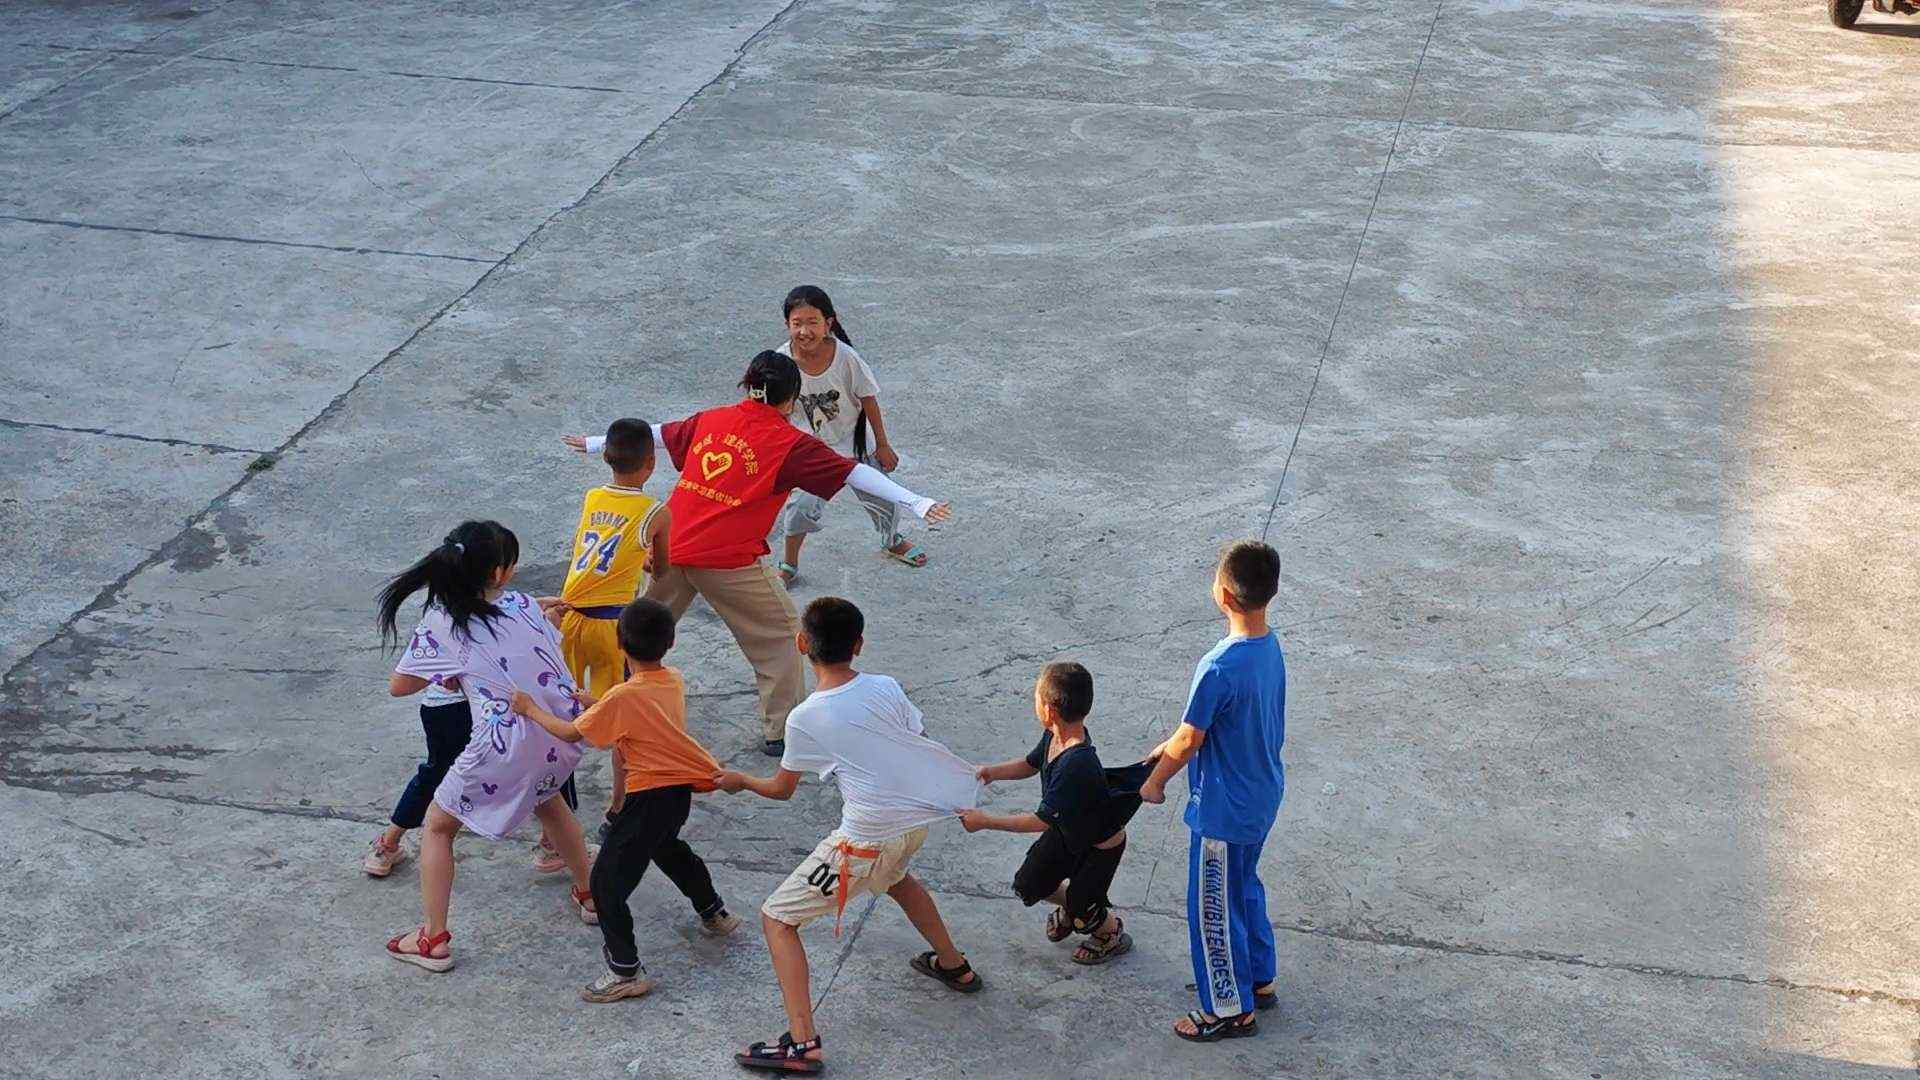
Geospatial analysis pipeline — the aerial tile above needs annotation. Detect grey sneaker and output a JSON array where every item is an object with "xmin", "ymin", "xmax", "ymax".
[{"xmin": 581, "ymin": 971, "xmax": 656, "ymax": 1003}]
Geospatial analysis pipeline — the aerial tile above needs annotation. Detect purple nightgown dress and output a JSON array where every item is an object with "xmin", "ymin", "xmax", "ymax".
[{"xmin": 393, "ymin": 591, "xmax": 586, "ymax": 839}]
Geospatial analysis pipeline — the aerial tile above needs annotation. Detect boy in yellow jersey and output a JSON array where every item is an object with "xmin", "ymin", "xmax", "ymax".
[{"xmin": 559, "ymin": 418, "xmax": 671, "ymax": 841}]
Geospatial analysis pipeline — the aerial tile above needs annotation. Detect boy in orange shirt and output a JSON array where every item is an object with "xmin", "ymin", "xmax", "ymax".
[{"xmin": 515, "ymin": 598, "xmax": 740, "ymax": 1004}]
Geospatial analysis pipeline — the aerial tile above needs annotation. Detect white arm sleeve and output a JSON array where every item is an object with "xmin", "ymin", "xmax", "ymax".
[
  {"xmin": 847, "ymin": 463, "xmax": 937, "ymax": 520},
  {"xmin": 581, "ymin": 424, "xmax": 668, "ymax": 455}
]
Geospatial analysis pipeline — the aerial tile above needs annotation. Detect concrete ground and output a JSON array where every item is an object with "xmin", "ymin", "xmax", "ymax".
[{"xmin": 3, "ymin": 1, "xmax": 1917, "ymax": 1076}]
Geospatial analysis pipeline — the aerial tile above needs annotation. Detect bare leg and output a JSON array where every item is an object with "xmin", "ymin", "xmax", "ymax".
[
  {"xmin": 886, "ymin": 874, "xmax": 971, "ymax": 980},
  {"xmin": 418, "ymin": 805, "xmax": 460, "ymax": 936},
  {"xmin": 763, "ymin": 913, "xmax": 824, "ymax": 1053},
  {"xmin": 379, "ymin": 823, "xmax": 407, "ymax": 847},
  {"xmin": 533, "ymin": 795, "xmax": 592, "ymax": 893},
  {"xmin": 782, "ymin": 532, "xmax": 806, "ymax": 575}
]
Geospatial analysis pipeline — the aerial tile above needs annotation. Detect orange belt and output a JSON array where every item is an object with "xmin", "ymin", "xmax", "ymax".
[{"xmin": 833, "ymin": 839, "xmax": 883, "ymax": 937}]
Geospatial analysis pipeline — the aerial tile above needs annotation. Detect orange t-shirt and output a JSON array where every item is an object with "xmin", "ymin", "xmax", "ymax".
[{"xmin": 572, "ymin": 667, "xmax": 719, "ymax": 794}]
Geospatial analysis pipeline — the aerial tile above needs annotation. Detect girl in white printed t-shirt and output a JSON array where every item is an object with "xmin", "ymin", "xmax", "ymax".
[{"xmin": 773, "ymin": 285, "xmax": 930, "ymax": 585}]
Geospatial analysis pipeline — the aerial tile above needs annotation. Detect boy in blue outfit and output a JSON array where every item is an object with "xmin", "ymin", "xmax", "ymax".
[{"xmin": 1140, "ymin": 540, "xmax": 1286, "ymax": 1042}]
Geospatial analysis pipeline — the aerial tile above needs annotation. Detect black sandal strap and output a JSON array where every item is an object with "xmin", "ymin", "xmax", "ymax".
[{"xmin": 742, "ymin": 1032, "xmax": 822, "ymax": 1061}]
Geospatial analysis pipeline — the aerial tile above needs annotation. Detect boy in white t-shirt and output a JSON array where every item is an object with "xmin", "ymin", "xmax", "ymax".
[
  {"xmin": 773, "ymin": 285, "xmax": 929, "ymax": 583},
  {"xmin": 715, "ymin": 596, "xmax": 982, "ymax": 1074}
]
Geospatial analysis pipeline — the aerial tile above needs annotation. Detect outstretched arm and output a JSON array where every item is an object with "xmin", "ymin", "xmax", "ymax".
[
  {"xmin": 511, "ymin": 690, "xmax": 584, "ymax": 743},
  {"xmin": 389, "ymin": 673, "xmax": 432, "ymax": 697},
  {"xmin": 845, "ymin": 463, "xmax": 951, "ymax": 523},
  {"xmin": 957, "ymin": 808, "xmax": 1048, "ymax": 834},
  {"xmin": 975, "ymin": 758, "xmax": 1039, "ymax": 784},
  {"xmin": 713, "ymin": 768, "xmax": 801, "ymax": 801},
  {"xmin": 1138, "ymin": 723, "xmax": 1206, "ymax": 804},
  {"xmin": 565, "ymin": 425, "xmax": 670, "ymax": 456}
]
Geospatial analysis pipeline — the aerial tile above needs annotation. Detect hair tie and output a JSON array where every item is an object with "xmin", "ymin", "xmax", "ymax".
[
  {"xmin": 443, "ymin": 536, "xmax": 465, "ymax": 555},
  {"xmin": 746, "ymin": 386, "xmax": 767, "ymax": 401}
]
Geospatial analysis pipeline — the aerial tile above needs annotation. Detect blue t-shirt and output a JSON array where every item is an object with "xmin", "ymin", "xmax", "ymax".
[{"xmin": 1180, "ymin": 633, "xmax": 1286, "ymax": 844}]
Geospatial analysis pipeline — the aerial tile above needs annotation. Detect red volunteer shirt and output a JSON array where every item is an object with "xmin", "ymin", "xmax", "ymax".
[{"xmin": 660, "ymin": 401, "xmax": 856, "ymax": 569}]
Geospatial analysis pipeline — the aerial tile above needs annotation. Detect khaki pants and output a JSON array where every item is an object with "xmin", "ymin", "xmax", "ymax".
[{"xmin": 645, "ymin": 560, "xmax": 803, "ymax": 742}]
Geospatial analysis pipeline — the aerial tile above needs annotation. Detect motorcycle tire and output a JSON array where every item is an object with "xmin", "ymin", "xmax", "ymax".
[{"xmin": 1828, "ymin": 0, "xmax": 1863, "ymax": 26}]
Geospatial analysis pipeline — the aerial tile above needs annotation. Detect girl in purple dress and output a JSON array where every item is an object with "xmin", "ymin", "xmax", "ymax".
[{"xmin": 378, "ymin": 520, "xmax": 599, "ymax": 972}]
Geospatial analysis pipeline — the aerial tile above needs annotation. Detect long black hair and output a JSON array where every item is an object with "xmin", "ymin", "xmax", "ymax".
[
  {"xmin": 780, "ymin": 285, "xmax": 868, "ymax": 456},
  {"xmin": 377, "ymin": 520, "xmax": 520, "ymax": 648}
]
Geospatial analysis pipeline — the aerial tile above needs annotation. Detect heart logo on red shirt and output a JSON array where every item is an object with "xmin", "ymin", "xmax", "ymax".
[{"xmin": 700, "ymin": 451, "xmax": 734, "ymax": 481}]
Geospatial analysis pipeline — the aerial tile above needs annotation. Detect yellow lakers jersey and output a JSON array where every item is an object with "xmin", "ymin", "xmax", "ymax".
[{"xmin": 560, "ymin": 486, "xmax": 661, "ymax": 608}]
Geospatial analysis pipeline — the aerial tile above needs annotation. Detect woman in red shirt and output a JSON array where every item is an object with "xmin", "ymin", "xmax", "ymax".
[{"xmin": 564, "ymin": 351, "xmax": 951, "ymax": 755}]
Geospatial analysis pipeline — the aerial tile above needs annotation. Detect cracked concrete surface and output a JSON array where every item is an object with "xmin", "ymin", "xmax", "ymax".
[{"xmin": 2, "ymin": 1, "xmax": 1917, "ymax": 1077}]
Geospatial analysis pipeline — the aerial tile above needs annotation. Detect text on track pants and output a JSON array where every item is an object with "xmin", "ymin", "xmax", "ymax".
[
  {"xmin": 1186, "ymin": 829, "xmax": 1277, "ymax": 1018},
  {"xmin": 644, "ymin": 560, "xmax": 804, "ymax": 743}
]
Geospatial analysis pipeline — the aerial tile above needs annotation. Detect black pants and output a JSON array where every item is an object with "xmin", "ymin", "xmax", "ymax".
[
  {"xmin": 591, "ymin": 785, "xmax": 723, "ymax": 977},
  {"xmin": 389, "ymin": 700, "xmax": 577, "ymax": 827},
  {"xmin": 389, "ymin": 701, "xmax": 472, "ymax": 829},
  {"xmin": 1013, "ymin": 827, "xmax": 1128, "ymax": 930}
]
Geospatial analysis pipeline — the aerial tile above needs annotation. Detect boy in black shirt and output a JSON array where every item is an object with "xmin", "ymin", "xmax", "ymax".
[{"xmin": 961, "ymin": 662, "xmax": 1147, "ymax": 965}]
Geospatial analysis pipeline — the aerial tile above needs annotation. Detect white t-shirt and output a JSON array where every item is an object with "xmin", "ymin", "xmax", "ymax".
[
  {"xmin": 776, "ymin": 339, "xmax": 879, "ymax": 454},
  {"xmin": 421, "ymin": 680, "xmax": 466, "ymax": 707},
  {"xmin": 418, "ymin": 606, "xmax": 469, "ymax": 707},
  {"xmin": 780, "ymin": 672, "xmax": 982, "ymax": 843}
]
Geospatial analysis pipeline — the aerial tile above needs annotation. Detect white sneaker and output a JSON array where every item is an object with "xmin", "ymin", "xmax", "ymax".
[
  {"xmin": 363, "ymin": 838, "xmax": 408, "ymax": 878},
  {"xmin": 581, "ymin": 971, "xmax": 655, "ymax": 1003}
]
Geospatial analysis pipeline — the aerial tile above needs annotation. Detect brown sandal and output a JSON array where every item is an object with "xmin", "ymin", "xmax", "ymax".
[
  {"xmin": 1045, "ymin": 907, "xmax": 1073, "ymax": 943},
  {"xmin": 1071, "ymin": 919, "xmax": 1132, "ymax": 966}
]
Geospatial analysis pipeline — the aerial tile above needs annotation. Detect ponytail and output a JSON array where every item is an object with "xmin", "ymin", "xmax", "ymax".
[
  {"xmin": 377, "ymin": 520, "xmax": 520, "ymax": 648},
  {"xmin": 780, "ymin": 284, "xmax": 864, "ymax": 453},
  {"xmin": 739, "ymin": 349, "xmax": 802, "ymax": 408}
]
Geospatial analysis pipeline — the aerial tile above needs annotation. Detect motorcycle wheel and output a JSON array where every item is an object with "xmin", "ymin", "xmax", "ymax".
[{"xmin": 1829, "ymin": 0, "xmax": 1863, "ymax": 26}]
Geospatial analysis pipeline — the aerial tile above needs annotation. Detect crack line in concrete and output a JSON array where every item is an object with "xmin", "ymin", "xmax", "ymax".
[
  {"xmin": 1261, "ymin": 0, "xmax": 1446, "ymax": 542},
  {"xmin": 0, "ymin": 416, "xmax": 272, "ymax": 456},
  {"xmin": 811, "ymin": 894, "xmax": 880, "ymax": 1013},
  {"xmin": 925, "ymin": 872, "xmax": 1920, "ymax": 1013},
  {"xmin": 15, "ymin": 41, "xmax": 628, "ymax": 93},
  {"xmin": 19, "ymin": 776, "xmax": 1917, "ymax": 1012},
  {"xmin": 0, "ymin": 42, "xmax": 122, "ymax": 122},
  {"xmin": 736, "ymin": 74, "xmax": 1920, "ymax": 157},
  {"xmin": 0, "ymin": 0, "xmax": 806, "ymax": 693},
  {"xmin": 0, "ymin": 213, "xmax": 498, "ymax": 263}
]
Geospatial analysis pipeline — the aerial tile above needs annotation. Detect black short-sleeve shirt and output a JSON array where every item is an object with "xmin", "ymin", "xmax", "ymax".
[{"xmin": 1026, "ymin": 731, "xmax": 1146, "ymax": 853}]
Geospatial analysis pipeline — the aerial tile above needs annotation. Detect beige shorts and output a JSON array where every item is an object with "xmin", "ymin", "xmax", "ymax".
[{"xmin": 761, "ymin": 826, "xmax": 929, "ymax": 928}]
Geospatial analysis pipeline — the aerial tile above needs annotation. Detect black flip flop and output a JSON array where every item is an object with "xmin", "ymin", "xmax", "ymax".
[
  {"xmin": 735, "ymin": 1031, "xmax": 823, "ymax": 1073},
  {"xmin": 1174, "ymin": 1010, "xmax": 1257, "ymax": 1043},
  {"xmin": 1255, "ymin": 987, "xmax": 1279, "ymax": 1011},
  {"xmin": 910, "ymin": 950, "xmax": 983, "ymax": 993}
]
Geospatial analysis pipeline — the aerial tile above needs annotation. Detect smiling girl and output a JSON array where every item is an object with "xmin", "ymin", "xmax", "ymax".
[{"xmin": 773, "ymin": 285, "xmax": 928, "ymax": 584}]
